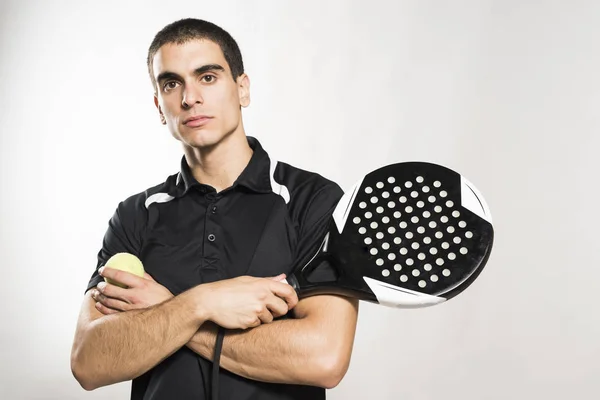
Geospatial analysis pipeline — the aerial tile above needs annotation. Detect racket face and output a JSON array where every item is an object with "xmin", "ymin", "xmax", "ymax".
[{"xmin": 306, "ymin": 162, "xmax": 494, "ymax": 307}]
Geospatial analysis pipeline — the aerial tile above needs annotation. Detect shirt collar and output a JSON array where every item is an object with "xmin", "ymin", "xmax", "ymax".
[{"xmin": 174, "ymin": 136, "xmax": 273, "ymax": 197}]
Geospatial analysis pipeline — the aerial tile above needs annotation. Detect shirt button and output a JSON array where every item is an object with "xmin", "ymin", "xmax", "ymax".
[
  {"xmin": 208, "ymin": 234, "xmax": 216, "ymax": 242},
  {"xmin": 211, "ymin": 205, "xmax": 218, "ymax": 214}
]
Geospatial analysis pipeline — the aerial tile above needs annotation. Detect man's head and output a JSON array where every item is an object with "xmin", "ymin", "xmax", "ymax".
[{"xmin": 148, "ymin": 18, "xmax": 250, "ymax": 149}]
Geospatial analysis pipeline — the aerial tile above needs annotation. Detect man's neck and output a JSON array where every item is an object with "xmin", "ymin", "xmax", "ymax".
[{"xmin": 183, "ymin": 131, "xmax": 253, "ymax": 193}]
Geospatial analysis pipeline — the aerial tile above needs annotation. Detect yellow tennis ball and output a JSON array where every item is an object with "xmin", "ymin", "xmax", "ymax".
[{"xmin": 104, "ymin": 252, "xmax": 145, "ymax": 288}]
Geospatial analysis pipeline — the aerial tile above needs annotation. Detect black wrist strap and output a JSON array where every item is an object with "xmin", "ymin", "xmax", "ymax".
[{"xmin": 211, "ymin": 326, "xmax": 225, "ymax": 400}]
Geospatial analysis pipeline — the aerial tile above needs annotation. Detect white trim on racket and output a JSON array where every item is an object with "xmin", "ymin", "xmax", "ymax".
[
  {"xmin": 460, "ymin": 176, "xmax": 492, "ymax": 224},
  {"xmin": 363, "ymin": 276, "xmax": 447, "ymax": 308},
  {"xmin": 332, "ymin": 178, "xmax": 364, "ymax": 234}
]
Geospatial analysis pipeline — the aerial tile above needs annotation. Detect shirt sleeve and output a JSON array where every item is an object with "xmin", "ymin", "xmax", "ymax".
[
  {"xmin": 292, "ymin": 181, "xmax": 344, "ymax": 283},
  {"xmin": 85, "ymin": 194, "xmax": 147, "ymax": 294}
]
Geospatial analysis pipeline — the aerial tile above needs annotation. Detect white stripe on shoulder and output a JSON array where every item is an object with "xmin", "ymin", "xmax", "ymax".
[
  {"xmin": 269, "ymin": 159, "xmax": 290, "ymax": 204},
  {"xmin": 145, "ymin": 192, "xmax": 175, "ymax": 209}
]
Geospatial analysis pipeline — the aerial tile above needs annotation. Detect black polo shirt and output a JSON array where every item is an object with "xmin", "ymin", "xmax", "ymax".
[{"xmin": 85, "ymin": 136, "xmax": 343, "ymax": 400}]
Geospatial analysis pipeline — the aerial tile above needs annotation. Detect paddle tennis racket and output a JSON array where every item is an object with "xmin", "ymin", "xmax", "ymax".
[{"xmin": 284, "ymin": 162, "xmax": 494, "ymax": 308}]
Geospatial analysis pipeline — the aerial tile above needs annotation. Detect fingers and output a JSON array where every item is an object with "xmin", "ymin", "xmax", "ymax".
[
  {"xmin": 99, "ymin": 267, "xmax": 145, "ymax": 289},
  {"xmin": 266, "ymin": 295, "xmax": 289, "ymax": 318},
  {"xmin": 96, "ymin": 281, "xmax": 130, "ymax": 303},
  {"xmin": 257, "ymin": 306, "xmax": 274, "ymax": 324},
  {"xmin": 95, "ymin": 300, "xmax": 120, "ymax": 315},
  {"xmin": 268, "ymin": 280, "xmax": 299, "ymax": 310},
  {"xmin": 269, "ymin": 273, "xmax": 286, "ymax": 282},
  {"xmin": 92, "ymin": 289, "xmax": 131, "ymax": 311},
  {"xmin": 144, "ymin": 272, "xmax": 156, "ymax": 281}
]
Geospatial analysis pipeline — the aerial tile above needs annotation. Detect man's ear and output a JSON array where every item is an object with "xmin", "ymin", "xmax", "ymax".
[
  {"xmin": 237, "ymin": 74, "xmax": 251, "ymax": 108},
  {"xmin": 154, "ymin": 95, "xmax": 166, "ymax": 125}
]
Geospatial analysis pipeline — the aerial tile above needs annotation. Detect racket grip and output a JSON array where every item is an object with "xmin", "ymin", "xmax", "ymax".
[{"xmin": 281, "ymin": 275, "xmax": 300, "ymax": 292}]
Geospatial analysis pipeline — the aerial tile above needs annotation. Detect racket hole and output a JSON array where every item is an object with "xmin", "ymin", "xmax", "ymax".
[
  {"xmin": 422, "ymin": 186, "xmax": 430, "ymax": 193},
  {"xmin": 460, "ymin": 247, "xmax": 468, "ymax": 254},
  {"xmin": 370, "ymin": 248, "xmax": 378, "ymax": 255},
  {"xmin": 446, "ymin": 200, "xmax": 454, "ymax": 208},
  {"xmin": 447, "ymin": 226, "xmax": 455, "ymax": 234},
  {"xmin": 376, "ymin": 232, "xmax": 384, "ymax": 239},
  {"xmin": 405, "ymin": 232, "xmax": 414, "ymax": 239},
  {"xmin": 423, "ymin": 236, "xmax": 432, "ymax": 244},
  {"xmin": 435, "ymin": 231, "xmax": 443, "ymax": 239},
  {"xmin": 394, "ymin": 237, "xmax": 402, "ymax": 244},
  {"xmin": 430, "ymin": 275, "xmax": 438, "ymax": 282},
  {"xmin": 382, "ymin": 242, "xmax": 390, "ymax": 250},
  {"xmin": 400, "ymin": 275, "xmax": 408, "ymax": 282},
  {"xmin": 418, "ymin": 252, "xmax": 426, "ymax": 260},
  {"xmin": 411, "ymin": 242, "xmax": 420, "ymax": 250},
  {"xmin": 353, "ymin": 217, "xmax": 361, "ymax": 224},
  {"xmin": 434, "ymin": 181, "xmax": 441, "ymax": 188},
  {"xmin": 359, "ymin": 227, "xmax": 367, "ymax": 234},
  {"xmin": 370, "ymin": 196, "xmax": 379, "ymax": 204},
  {"xmin": 443, "ymin": 269, "xmax": 451, "ymax": 276},
  {"xmin": 388, "ymin": 177, "xmax": 396, "ymax": 184},
  {"xmin": 376, "ymin": 207, "xmax": 384, "ymax": 214},
  {"xmin": 440, "ymin": 190, "xmax": 447, "ymax": 197},
  {"xmin": 364, "ymin": 237, "xmax": 372, "ymax": 245},
  {"xmin": 436, "ymin": 258, "xmax": 444, "ymax": 266},
  {"xmin": 440, "ymin": 216, "xmax": 449, "ymax": 223},
  {"xmin": 364, "ymin": 212, "xmax": 372, "ymax": 219},
  {"xmin": 365, "ymin": 187, "xmax": 373, "ymax": 194},
  {"xmin": 406, "ymin": 258, "xmax": 414, "ymax": 266},
  {"xmin": 453, "ymin": 237, "xmax": 461, "ymax": 244},
  {"xmin": 394, "ymin": 264, "xmax": 402, "ymax": 271},
  {"xmin": 411, "ymin": 216, "xmax": 419, "ymax": 223},
  {"xmin": 382, "ymin": 216, "xmax": 390, "ymax": 224},
  {"xmin": 430, "ymin": 247, "xmax": 438, "ymax": 255},
  {"xmin": 423, "ymin": 211, "xmax": 431, "ymax": 218},
  {"xmin": 388, "ymin": 227, "xmax": 396, "ymax": 234},
  {"xmin": 465, "ymin": 231, "xmax": 473, "ymax": 239},
  {"xmin": 434, "ymin": 206, "xmax": 442, "ymax": 213},
  {"xmin": 393, "ymin": 186, "xmax": 401, "ymax": 193},
  {"xmin": 382, "ymin": 191, "xmax": 390, "ymax": 199},
  {"xmin": 428, "ymin": 196, "xmax": 436, "ymax": 203},
  {"xmin": 442, "ymin": 242, "xmax": 449, "ymax": 249},
  {"xmin": 405, "ymin": 181, "xmax": 413, "ymax": 188},
  {"xmin": 418, "ymin": 280, "xmax": 426, "ymax": 288},
  {"xmin": 382, "ymin": 269, "xmax": 390, "ymax": 277},
  {"xmin": 389, "ymin": 202, "xmax": 397, "ymax": 209},
  {"xmin": 417, "ymin": 201, "xmax": 425, "ymax": 208},
  {"xmin": 405, "ymin": 206, "xmax": 413, "ymax": 213},
  {"xmin": 452, "ymin": 210, "xmax": 460, "ymax": 218},
  {"xmin": 399, "ymin": 196, "xmax": 407, "ymax": 203},
  {"xmin": 411, "ymin": 191, "xmax": 418, "ymax": 198},
  {"xmin": 359, "ymin": 202, "xmax": 367, "ymax": 209},
  {"xmin": 393, "ymin": 211, "xmax": 401, "ymax": 218},
  {"xmin": 416, "ymin": 176, "xmax": 424, "ymax": 183},
  {"xmin": 459, "ymin": 221, "xmax": 467, "ymax": 228},
  {"xmin": 388, "ymin": 253, "xmax": 396, "ymax": 261},
  {"xmin": 376, "ymin": 258, "xmax": 384, "ymax": 266},
  {"xmin": 412, "ymin": 269, "xmax": 420, "ymax": 277},
  {"xmin": 424, "ymin": 263, "xmax": 432, "ymax": 271},
  {"xmin": 448, "ymin": 253, "xmax": 456, "ymax": 260},
  {"xmin": 417, "ymin": 226, "xmax": 425, "ymax": 234},
  {"xmin": 429, "ymin": 221, "xmax": 437, "ymax": 228},
  {"xmin": 399, "ymin": 221, "xmax": 408, "ymax": 229},
  {"xmin": 370, "ymin": 222, "xmax": 379, "ymax": 229},
  {"xmin": 376, "ymin": 182, "xmax": 384, "ymax": 189},
  {"xmin": 400, "ymin": 247, "xmax": 408, "ymax": 255}
]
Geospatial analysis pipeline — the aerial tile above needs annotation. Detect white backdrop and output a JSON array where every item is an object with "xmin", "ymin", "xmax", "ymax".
[{"xmin": 1, "ymin": 0, "xmax": 599, "ymax": 399}]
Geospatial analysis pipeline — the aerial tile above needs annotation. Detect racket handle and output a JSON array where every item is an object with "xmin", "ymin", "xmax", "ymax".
[{"xmin": 281, "ymin": 275, "xmax": 300, "ymax": 292}]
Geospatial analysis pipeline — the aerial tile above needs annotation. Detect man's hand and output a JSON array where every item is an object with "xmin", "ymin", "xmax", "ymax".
[
  {"xmin": 92, "ymin": 268, "xmax": 174, "ymax": 315},
  {"xmin": 195, "ymin": 274, "xmax": 298, "ymax": 330}
]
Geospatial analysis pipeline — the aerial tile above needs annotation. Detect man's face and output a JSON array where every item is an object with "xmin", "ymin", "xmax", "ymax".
[{"xmin": 152, "ymin": 39, "xmax": 249, "ymax": 148}]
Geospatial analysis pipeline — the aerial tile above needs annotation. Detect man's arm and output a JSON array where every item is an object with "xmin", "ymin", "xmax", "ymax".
[
  {"xmin": 186, "ymin": 294, "xmax": 359, "ymax": 389},
  {"xmin": 71, "ymin": 287, "xmax": 205, "ymax": 391}
]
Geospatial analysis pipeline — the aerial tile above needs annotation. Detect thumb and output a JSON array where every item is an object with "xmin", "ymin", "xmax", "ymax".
[
  {"xmin": 269, "ymin": 273, "xmax": 286, "ymax": 282},
  {"xmin": 144, "ymin": 272, "xmax": 156, "ymax": 281}
]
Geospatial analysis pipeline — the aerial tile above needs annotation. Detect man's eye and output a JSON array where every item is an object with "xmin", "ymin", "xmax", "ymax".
[
  {"xmin": 163, "ymin": 81, "xmax": 179, "ymax": 91},
  {"xmin": 202, "ymin": 75, "xmax": 216, "ymax": 83}
]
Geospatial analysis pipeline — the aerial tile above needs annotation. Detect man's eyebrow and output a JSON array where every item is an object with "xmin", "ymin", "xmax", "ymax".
[{"xmin": 156, "ymin": 64, "xmax": 226, "ymax": 85}]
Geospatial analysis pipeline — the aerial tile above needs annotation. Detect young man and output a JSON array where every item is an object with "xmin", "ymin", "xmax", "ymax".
[{"xmin": 70, "ymin": 18, "xmax": 359, "ymax": 400}]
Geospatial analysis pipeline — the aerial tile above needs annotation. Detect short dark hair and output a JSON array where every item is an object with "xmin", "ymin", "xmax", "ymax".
[{"xmin": 147, "ymin": 18, "xmax": 244, "ymax": 92}]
